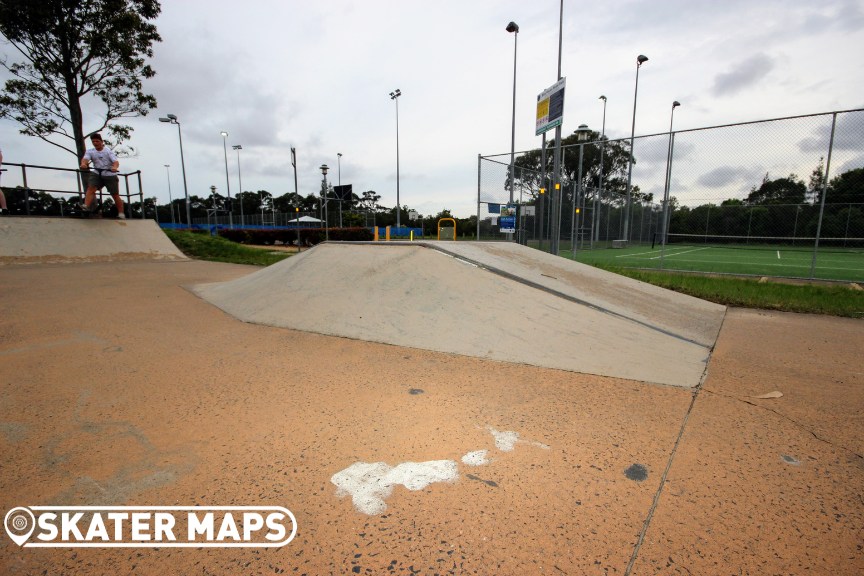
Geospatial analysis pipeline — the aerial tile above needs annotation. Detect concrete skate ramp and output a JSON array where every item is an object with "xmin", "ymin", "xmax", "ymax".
[
  {"xmin": 0, "ymin": 217, "xmax": 186, "ymax": 264},
  {"xmin": 194, "ymin": 242, "xmax": 726, "ymax": 387}
]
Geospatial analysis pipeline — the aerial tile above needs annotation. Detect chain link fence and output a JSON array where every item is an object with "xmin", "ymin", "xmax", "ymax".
[{"xmin": 478, "ymin": 108, "xmax": 864, "ymax": 281}]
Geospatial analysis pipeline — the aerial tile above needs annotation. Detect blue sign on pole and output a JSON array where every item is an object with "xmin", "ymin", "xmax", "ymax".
[{"xmin": 499, "ymin": 203, "xmax": 517, "ymax": 233}]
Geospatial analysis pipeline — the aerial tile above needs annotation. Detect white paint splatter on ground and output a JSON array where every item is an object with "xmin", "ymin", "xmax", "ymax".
[
  {"xmin": 487, "ymin": 426, "xmax": 550, "ymax": 452},
  {"xmin": 331, "ymin": 460, "xmax": 459, "ymax": 515},
  {"xmin": 461, "ymin": 450, "xmax": 490, "ymax": 466},
  {"xmin": 487, "ymin": 427, "xmax": 520, "ymax": 451}
]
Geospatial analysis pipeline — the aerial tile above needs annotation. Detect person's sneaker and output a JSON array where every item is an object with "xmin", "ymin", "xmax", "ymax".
[{"xmin": 117, "ymin": 213, "xmax": 126, "ymax": 219}]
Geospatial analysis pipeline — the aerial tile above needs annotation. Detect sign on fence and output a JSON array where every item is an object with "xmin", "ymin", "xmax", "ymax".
[
  {"xmin": 499, "ymin": 204, "xmax": 517, "ymax": 233},
  {"xmin": 536, "ymin": 78, "xmax": 566, "ymax": 136}
]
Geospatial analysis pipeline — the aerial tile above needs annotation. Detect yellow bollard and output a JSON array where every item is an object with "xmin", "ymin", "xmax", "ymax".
[
  {"xmin": 386, "ymin": 226, "xmax": 391, "ymax": 241},
  {"xmin": 410, "ymin": 230, "xmax": 414, "ymax": 241},
  {"xmin": 374, "ymin": 227, "xmax": 379, "ymax": 241}
]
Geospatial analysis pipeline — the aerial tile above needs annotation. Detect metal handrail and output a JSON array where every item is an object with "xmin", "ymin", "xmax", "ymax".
[{"xmin": 0, "ymin": 161, "xmax": 145, "ymax": 219}]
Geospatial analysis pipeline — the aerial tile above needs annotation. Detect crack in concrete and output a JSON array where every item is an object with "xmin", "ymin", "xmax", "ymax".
[
  {"xmin": 702, "ymin": 388, "xmax": 864, "ymax": 461},
  {"xmin": 624, "ymin": 388, "xmax": 702, "ymax": 576}
]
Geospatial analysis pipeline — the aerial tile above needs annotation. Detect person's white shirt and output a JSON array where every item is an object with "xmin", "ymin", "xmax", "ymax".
[{"xmin": 83, "ymin": 147, "xmax": 118, "ymax": 171}]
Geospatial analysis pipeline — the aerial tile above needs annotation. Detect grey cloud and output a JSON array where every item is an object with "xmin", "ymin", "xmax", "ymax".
[
  {"xmin": 712, "ymin": 54, "xmax": 775, "ymax": 97},
  {"xmin": 798, "ymin": 111, "xmax": 864, "ymax": 153},
  {"xmin": 697, "ymin": 166, "xmax": 762, "ymax": 188},
  {"xmin": 837, "ymin": 156, "xmax": 864, "ymax": 174}
]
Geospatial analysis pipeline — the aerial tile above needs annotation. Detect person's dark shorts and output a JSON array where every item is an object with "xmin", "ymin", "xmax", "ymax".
[{"xmin": 87, "ymin": 170, "xmax": 120, "ymax": 195}]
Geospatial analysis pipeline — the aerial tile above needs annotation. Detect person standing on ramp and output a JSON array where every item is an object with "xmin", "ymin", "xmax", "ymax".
[{"xmin": 80, "ymin": 133, "xmax": 125, "ymax": 218}]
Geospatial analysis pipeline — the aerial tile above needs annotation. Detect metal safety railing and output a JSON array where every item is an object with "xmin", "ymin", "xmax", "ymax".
[{"xmin": 0, "ymin": 161, "xmax": 146, "ymax": 218}]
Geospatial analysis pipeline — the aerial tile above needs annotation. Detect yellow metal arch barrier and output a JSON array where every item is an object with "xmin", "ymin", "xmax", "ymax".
[{"xmin": 437, "ymin": 218, "xmax": 457, "ymax": 241}]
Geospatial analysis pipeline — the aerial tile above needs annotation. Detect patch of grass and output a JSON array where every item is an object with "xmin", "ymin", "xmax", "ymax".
[
  {"xmin": 599, "ymin": 265, "xmax": 864, "ymax": 318},
  {"xmin": 164, "ymin": 230, "xmax": 291, "ymax": 267},
  {"xmin": 164, "ymin": 231, "xmax": 863, "ymax": 316}
]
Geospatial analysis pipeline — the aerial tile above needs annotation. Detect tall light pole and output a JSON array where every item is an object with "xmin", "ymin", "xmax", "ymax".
[
  {"xmin": 550, "ymin": 0, "xmax": 565, "ymax": 255},
  {"xmin": 320, "ymin": 164, "xmax": 329, "ymax": 241},
  {"xmin": 158, "ymin": 114, "xmax": 192, "ymax": 227},
  {"xmin": 232, "ymin": 144, "xmax": 244, "ymax": 226},
  {"xmin": 220, "ymin": 131, "xmax": 233, "ymax": 228},
  {"xmin": 661, "ymin": 101, "xmax": 681, "ymax": 248},
  {"xmin": 506, "ymin": 21, "xmax": 519, "ymax": 207},
  {"xmin": 622, "ymin": 54, "xmax": 648, "ymax": 243},
  {"xmin": 337, "ymin": 152, "xmax": 343, "ymax": 227},
  {"xmin": 389, "ymin": 88, "xmax": 402, "ymax": 229},
  {"xmin": 291, "ymin": 147, "xmax": 298, "ymax": 198},
  {"xmin": 595, "ymin": 95, "xmax": 607, "ymax": 243},
  {"xmin": 164, "ymin": 164, "xmax": 175, "ymax": 224}
]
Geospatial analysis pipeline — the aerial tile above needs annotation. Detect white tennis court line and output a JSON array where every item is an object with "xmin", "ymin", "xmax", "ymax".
[
  {"xmin": 614, "ymin": 247, "xmax": 711, "ymax": 260},
  {"xmin": 615, "ymin": 248, "xmax": 660, "ymax": 258},
  {"xmin": 651, "ymin": 257, "xmax": 864, "ymax": 272},
  {"xmin": 648, "ymin": 247, "xmax": 710, "ymax": 260}
]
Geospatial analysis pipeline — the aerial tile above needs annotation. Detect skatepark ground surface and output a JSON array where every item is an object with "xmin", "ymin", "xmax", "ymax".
[{"xmin": 1, "ymin": 218, "xmax": 862, "ymax": 575}]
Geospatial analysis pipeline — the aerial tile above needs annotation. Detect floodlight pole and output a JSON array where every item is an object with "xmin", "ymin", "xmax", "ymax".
[
  {"xmin": 233, "ymin": 144, "xmax": 244, "ymax": 226},
  {"xmin": 550, "ymin": 0, "xmax": 564, "ymax": 255},
  {"xmin": 164, "ymin": 164, "xmax": 175, "ymax": 224},
  {"xmin": 221, "ymin": 131, "xmax": 233, "ymax": 228},
  {"xmin": 661, "ymin": 101, "xmax": 681, "ymax": 249},
  {"xmin": 623, "ymin": 54, "xmax": 648, "ymax": 243},
  {"xmin": 390, "ymin": 89, "xmax": 402, "ymax": 229},
  {"xmin": 507, "ymin": 20, "xmax": 519, "ymax": 212},
  {"xmin": 595, "ymin": 95, "xmax": 607, "ymax": 243},
  {"xmin": 159, "ymin": 115, "xmax": 192, "ymax": 227},
  {"xmin": 291, "ymin": 146, "xmax": 298, "ymax": 204},
  {"xmin": 337, "ymin": 152, "xmax": 343, "ymax": 227}
]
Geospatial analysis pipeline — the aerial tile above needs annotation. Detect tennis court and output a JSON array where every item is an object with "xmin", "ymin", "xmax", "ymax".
[{"xmin": 568, "ymin": 241, "xmax": 864, "ymax": 282}]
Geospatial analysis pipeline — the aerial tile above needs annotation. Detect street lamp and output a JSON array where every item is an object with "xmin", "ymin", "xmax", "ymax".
[
  {"xmin": 158, "ymin": 114, "xmax": 192, "ymax": 227},
  {"xmin": 337, "ymin": 152, "xmax": 343, "ymax": 228},
  {"xmin": 389, "ymin": 88, "xmax": 402, "ymax": 229},
  {"xmin": 320, "ymin": 164, "xmax": 329, "ymax": 241},
  {"xmin": 232, "ymin": 144, "xmax": 244, "ymax": 226},
  {"xmin": 623, "ymin": 54, "xmax": 648, "ymax": 243},
  {"xmin": 595, "ymin": 95, "xmax": 607, "ymax": 243},
  {"xmin": 220, "ymin": 131, "xmax": 233, "ymax": 228},
  {"xmin": 506, "ymin": 21, "xmax": 519, "ymax": 211},
  {"xmin": 661, "ymin": 101, "xmax": 681, "ymax": 248},
  {"xmin": 164, "ymin": 164, "xmax": 175, "ymax": 224}
]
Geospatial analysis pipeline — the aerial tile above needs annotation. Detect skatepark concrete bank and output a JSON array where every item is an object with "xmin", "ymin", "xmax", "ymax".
[
  {"xmin": 0, "ymin": 217, "xmax": 186, "ymax": 265},
  {"xmin": 194, "ymin": 242, "xmax": 726, "ymax": 388}
]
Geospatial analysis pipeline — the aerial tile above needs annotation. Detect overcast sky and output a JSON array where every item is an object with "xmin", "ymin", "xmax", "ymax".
[{"xmin": 1, "ymin": 0, "xmax": 863, "ymax": 217}]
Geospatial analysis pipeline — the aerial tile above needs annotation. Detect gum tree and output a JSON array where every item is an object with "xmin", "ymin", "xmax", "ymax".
[{"xmin": 0, "ymin": 0, "xmax": 161, "ymax": 160}]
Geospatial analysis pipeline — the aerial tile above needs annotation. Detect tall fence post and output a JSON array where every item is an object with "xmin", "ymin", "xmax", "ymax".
[
  {"xmin": 21, "ymin": 164, "xmax": 30, "ymax": 215},
  {"xmin": 809, "ymin": 113, "xmax": 837, "ymax": 279},
  {"xmin": 123, "ymin": 174, "xmax": 131, "ymax": 218},
  {"xmin": 476, "ymin": 154, "xmax": 481, "ymax": 241},
  {"xmin": 137, "ymin": 171, "xmax": 145, "ymax": 220}
]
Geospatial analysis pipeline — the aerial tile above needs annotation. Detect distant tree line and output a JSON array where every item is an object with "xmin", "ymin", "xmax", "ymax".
[{"xmin": 669, "ymin": 163, "xmax": 864, "ymax": 242}]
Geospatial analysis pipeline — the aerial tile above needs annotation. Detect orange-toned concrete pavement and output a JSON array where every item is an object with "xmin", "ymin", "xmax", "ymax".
[{"xmin": 1, "ymin": 259, "xmax": 862, "ymax": 575}]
